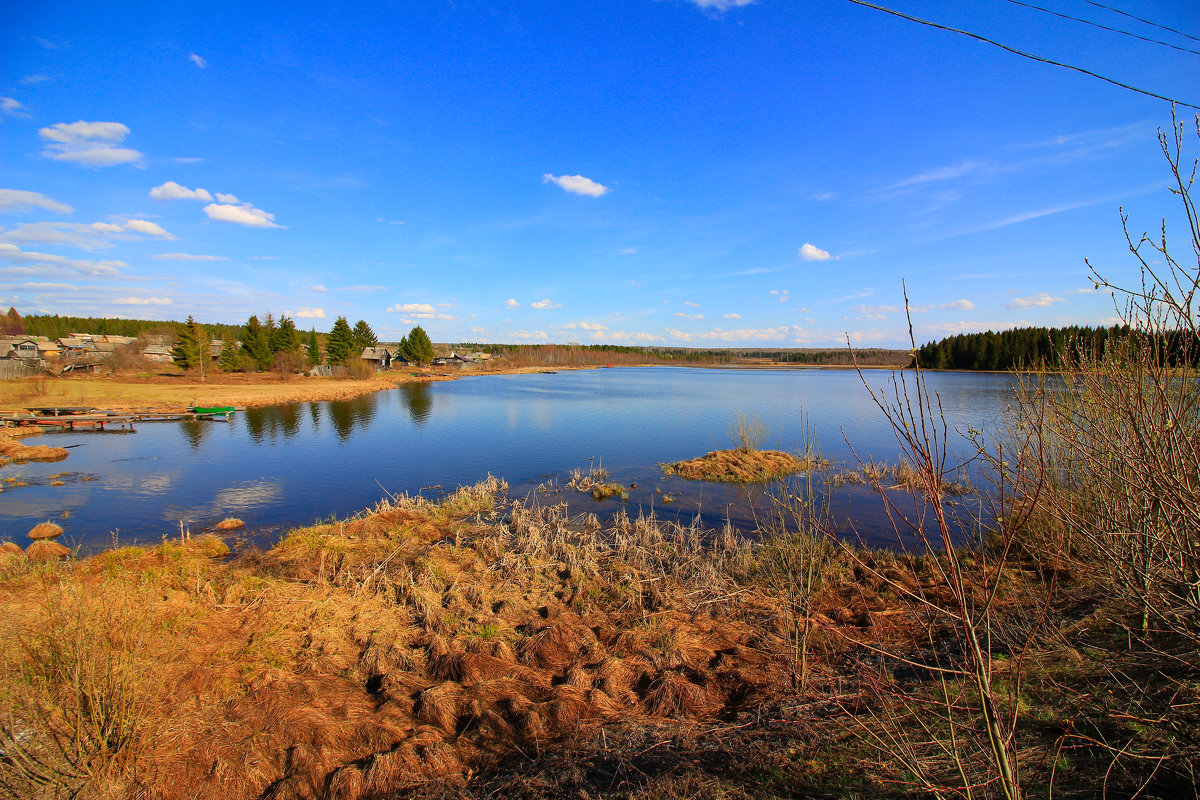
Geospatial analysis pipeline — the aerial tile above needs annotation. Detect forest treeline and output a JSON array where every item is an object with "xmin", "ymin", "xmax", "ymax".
[{"xmin": 916, "ymin": 324, "xmax": 1200, "ymax": 370}]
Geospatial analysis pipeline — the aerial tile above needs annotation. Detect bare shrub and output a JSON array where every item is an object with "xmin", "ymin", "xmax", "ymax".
[{"xmin": 730, "ymin": 412, "xmax": 766, "ymax": 453}]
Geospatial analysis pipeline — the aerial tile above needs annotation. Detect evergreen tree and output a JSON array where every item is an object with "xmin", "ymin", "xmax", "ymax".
[
  {"xmin": 326, "ymin": 315, "xmax": 356, "ymax": 366},
  {"xmin": 272, "ymin": 315, "xmax": 301, "ymax": 355},
  {"xmin": 218, "ymin": 339, "xmax": 244, "ymax": 372},
  {"xmin": 396, "ymin": 335, "xmax": 409, "ymax": 364},
  {"xmin": 171, "ymin": 316, "xmax": 209, "ymax": 378},
  {"xmin": 402, "ymin": 325, "xmax": 435, "ymax": 366},
  {"xmin": 242, "ymin": 315, "xmax": 272, "ymax": 372},
  {"xmin": 352, "ymin": 319, "xmax": 377, "ymax": 350},
  {"xmin": 306, "ymin": 328, "xmax": 322, "ymax": 366}
]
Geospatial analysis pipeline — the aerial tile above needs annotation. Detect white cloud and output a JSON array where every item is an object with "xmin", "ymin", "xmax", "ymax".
[
  {"xmin": 387, "ymin": 302, "xmax": 454, "ymax": 320},
  {"xmin": 672, "ymin": 312, "xmax": 704, "ymax": 320},
  {"xmin": 293, "ymin": 307, "xmax": 326, "ymax": 319},
  {"xmin": 149, "ymin": 181, "xmax": 213, "ymax": 201},
  {"xmin": 723, "ymin": 313, "xmax": 741, "ymax": 319},
  {"xmin": 687, "ymin": 0, "xmax": 756, "ymax": 10},
  {"xmin": 510, "ymin": 330, "xmax": 549, "ymax": 341},
  {"xmin": 215, "ymin": 192, "xmax": 239, "ymax": 204},
  {"xmin": 189, "ymin": 52, "xmax": 207, "ymax": 68},
  {"xmin": 923, "ymin": 320, "xmax": 1026, "ymax": 335},
  {"xmin": 39, "ymin": 121, "xmax": 143, "ymax": 167},
  {"xmin": 799, "ymin": 243, "xmax": 832, "ymax": 261},
  {"xmin": 531, "ymin": 298, "xmax": 562, "ymax": 309},
  {"xmin": 683, "ymin": 300, "xmax": 701, "ymax": 307},
  {"xmin": 542, "ymin": 173, "xmax": 608, "ymax": 197},
  {"xmin": 309, "ymin": 284, "xmax": 328, "ymax": 292},
  {"xmin": 114, "ymin": 296, "xmax": 172, "ymax": 306},
  {"xmin": 558, "ymin": 321, "xmax": 608, "ymax": 331},
  {"xmin": 665, "ymin": 325, "xmax": 801, "ymax": 343},
  {"xmin": 1008, "ymin": 292, "xmax": 1065, "ymax": 309},
  {"xmin": 122, "ymin": 219, "xmax": 173, "ymax": 238},
  {"xmin": 941, "ymin": 299, "xmax": 976, "ymax": 311},
  {"xmin": 504, "ymin": 298, "xmax": 520, "ymax": 309},
  {"xmin": 152, "ymin": 252, "xmax": 229, "ymax": 261},
  {"xmin": 607, "ymin": 330, "xmax": 665, "ymax": 343},
  {"xmin": 1, "ymin": 220, "xmax": 173, "ymax": 249},
  {"xmin": 1, "ymin": 97, "xmax": 30, "ymax": 119},
  {"xmin": 204, "ymin": 202, "xmax": 281, "ymax": 228},
  {"xmin": 0, "ymin": 242, "xmax": 123, "ymax": 275},
  {"xmin": 0, "ymin": 190, "xmax": 73, "ymax": 214}
]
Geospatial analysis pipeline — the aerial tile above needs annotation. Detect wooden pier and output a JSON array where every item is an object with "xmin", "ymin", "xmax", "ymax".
[{"xmin": 1, "ymin": 406, "xmax": 245, "ymax": 432}]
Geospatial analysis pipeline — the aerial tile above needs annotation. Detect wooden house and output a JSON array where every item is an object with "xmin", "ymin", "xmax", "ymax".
[{"xmin": 361, "ymin": 346, "xmax": 394, "ymax": 371}]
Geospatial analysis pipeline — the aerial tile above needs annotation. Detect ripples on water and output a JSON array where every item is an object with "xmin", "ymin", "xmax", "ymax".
[{"xmin": 0, "ymin": 367, "xmax": 1017, "ymax": 552}]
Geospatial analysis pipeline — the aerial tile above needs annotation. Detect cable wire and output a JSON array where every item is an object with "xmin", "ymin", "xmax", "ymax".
[
  {"xmin": 1005, "ymin": 0, "xmax": 1200, "ymax": 56},
  {"xmin": 841, "ymin": 0, "xmax": 1200, "ymax": 110},
  {"xmin": 1080, "ymin": 0, "xmax": 1200, "ymax": 45}
]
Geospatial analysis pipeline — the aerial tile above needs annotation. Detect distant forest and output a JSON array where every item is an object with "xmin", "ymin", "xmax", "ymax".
[
  {"xmin": 20, "ymin": 314, "xmax": 245, "ymax": 342},
  {"xmin": 915, "ymin": 324, "xmax": 1200, "ymax": 371}
]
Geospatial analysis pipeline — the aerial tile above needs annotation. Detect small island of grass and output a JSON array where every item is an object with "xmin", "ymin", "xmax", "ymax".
[{"xmin": 661, "ymin": 448, "xmax": 826, "ymax": 483}]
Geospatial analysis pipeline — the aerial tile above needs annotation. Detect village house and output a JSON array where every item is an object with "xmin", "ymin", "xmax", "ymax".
[{"xmin": 361, "ymin": 346, "xmax": 394, "ymax": 371}]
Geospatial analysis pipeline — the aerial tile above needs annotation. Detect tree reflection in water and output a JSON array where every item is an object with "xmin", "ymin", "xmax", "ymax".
[
  {"xmin": 243, "ymin": 404, "xmax": 304, "ymax": 443},
  {"xmin": 401, "ymin": 383, "xmax": 433, "ymax": 425},
  {"xmin": 178, "ymin": 419, "xmax": 209, "ymax": 450},
  {"xmin": 328, "ymin": 394, "xmax": 378, "ymax": 441}
]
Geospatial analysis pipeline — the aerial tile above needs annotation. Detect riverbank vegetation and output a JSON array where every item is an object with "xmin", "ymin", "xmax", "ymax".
[{"xmin": 3, "ymin": 118, "xmax": 1198, "ymax": 800}]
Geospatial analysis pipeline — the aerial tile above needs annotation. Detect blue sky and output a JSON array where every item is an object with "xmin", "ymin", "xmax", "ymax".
[{"xmin": 2, "ymin": 0, "xmax": 1197, "ymax": 347}]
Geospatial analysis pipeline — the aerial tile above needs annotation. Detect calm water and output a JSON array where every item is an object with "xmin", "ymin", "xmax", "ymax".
[{"xmin": 0, "ymin": 367, "xmax": 1017, "ymax": 551}]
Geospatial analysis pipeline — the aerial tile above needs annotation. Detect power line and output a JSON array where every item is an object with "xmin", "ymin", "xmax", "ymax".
[
  {"xmin": 841, "ymin": 0, "xmax": 1200, "ymax": 110},
  {"xmin": 1080, "ymin": 0, "xmax": 1200, "ymax": 45},
  {"xmin": 1005, "ymin": 0, "xmax": 1200, "ymax": 56}
]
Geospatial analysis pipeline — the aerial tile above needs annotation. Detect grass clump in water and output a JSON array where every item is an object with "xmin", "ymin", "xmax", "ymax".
[{"xmin": 662, "ymin": 449, "xmax": 826, "ymax": 483}]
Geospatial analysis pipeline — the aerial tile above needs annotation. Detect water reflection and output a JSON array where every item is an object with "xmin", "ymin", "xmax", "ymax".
[
  {"xmin": 328, "ymin": 394, "xmax": 378, "ymax": 441},
  {"xmin": 244, "ymin": 404, "xmax": 304, "ymax": 443},
  {"xmin": 179, "ymin": 419, "xmax": 209, "ymax": 450},
  {"xmin": 401, "ymin": 383, "xmax": 433, "ymax": 425}
]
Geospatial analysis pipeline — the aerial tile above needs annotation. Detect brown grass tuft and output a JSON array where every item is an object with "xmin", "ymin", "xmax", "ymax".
[
  {"xmin": 1, "ymin": 541, "xmax": 23, "ymax": 555},
  {"xmin": 662, "ymin": 448, "xmax": 825, "ymax": 483},
  {"xmin": 215, "ymin": 517, "xmax": 245, "ymax": 530},
  {"xmin": 27, "ymin": 521, "xmax": 64, "ymax": 540},
  {"xmin": 26, "ymin": 539, "xmax": 70, "ymax": 561},
  {"xmin": 0, "ymin": 438, "xmax": 69, "ymax": 464},
  {"xmin": 644, "ymin": 670, "xmax": 721, "ymax": 719}
]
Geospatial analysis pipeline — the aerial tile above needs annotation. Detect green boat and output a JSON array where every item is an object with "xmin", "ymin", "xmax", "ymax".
[{"xmin": 191, "ymin": 406, "xmax": 236, "ymax": 417}]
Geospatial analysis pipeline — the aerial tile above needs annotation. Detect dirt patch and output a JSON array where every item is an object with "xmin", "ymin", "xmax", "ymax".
[{"xmin": 662, "ymin": 449, "xmax": 825, "ymax": 483}]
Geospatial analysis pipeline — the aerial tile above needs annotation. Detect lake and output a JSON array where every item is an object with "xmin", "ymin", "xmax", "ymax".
[{"xmin": 0, "ymin": 367, "xmax": 1018, "ymax": 552}]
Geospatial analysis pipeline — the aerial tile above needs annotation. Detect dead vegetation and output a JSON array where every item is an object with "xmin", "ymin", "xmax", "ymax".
[
  {"xmin": 0, "ymin": 474, "xmax": 1035, "ymax": 800},
  {"xmin": 0, "ymin": 437, "xmax": 69, "ymax": 466},
  {"xmin": 662, "ymin": 449, "xmax": 824, "ymax": 483}
]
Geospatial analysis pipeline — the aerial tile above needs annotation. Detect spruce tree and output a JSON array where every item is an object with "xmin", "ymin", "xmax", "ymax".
[
  {"xmin": 242, "ymin": 315, "xmax": 272, "ymax": 372},
  {"xmin": 403, "ymin": 325, "xmax": 435, "ymax": 366},
  {"xmin": 218, "ymin": 339, "xmax": 244, "ymax": 372},
  {"xmin": 272, "ymin": 315, "xmax": 301, "ymax": 355},
  {"xmin": 307, "ymin": 328, "xmax": 322, "ymax": 366},
  {"xmin": 326, "ymin": 315, "xmax": 356, "ymax": 366},
  {"xmin": 171, "ymin": 316, "xmax": 209, "ymax": 379},
  {"xmin": 1, "ymin": 307, "xmax": 22, "ymax": 335},
  {"xmin": 352, "ymin": 319, "xmax": 377, "ymax": 350}
]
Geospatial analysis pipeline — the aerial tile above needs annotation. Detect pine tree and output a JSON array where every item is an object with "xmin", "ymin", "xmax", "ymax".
[
  {"xmin": 272, "ymin": 315, "xmax": 301, "ymax": 355},
  {"xmin": 396, "ymin": 335, "xmax": 409, "ymax": 364},
  {"xmin": 326, "ymin": 316, "xmax": 356, "ymax": 366},
  {"xmin": 352, "ymin": 319, "xmax": 377, "ymax": 350},
  {"xmin": 171, "ymin": 316, "xmax": 209, "ymax": 379},
  {"xmin": 307, "ymin": 328, "xmax": 322, "ymax": 366},
  {"xmin": 242, "ymin": 315, "xmax": 272, "ymax": 372},
  {"xmin": 218, "ymin": 339, "xmax": 244, "ymax": 372},
  {"xmin": 402, "ymin": 325, "xmax": 435, "ymax": 366}
]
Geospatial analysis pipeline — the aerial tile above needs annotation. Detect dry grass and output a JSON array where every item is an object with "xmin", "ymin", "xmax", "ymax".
[
  {"xmin": 0, "ymin": 437, "xmax": 70, "ymax": 466},
  {"xmin": 662, "ymin": 449, "xmax": 825, "ymax": 483},
  {"xmin": 214, "ymin": 517, "xmax": 245, "ymax": 531},
  {"xmin": 25, "ymin": 539, "xmax": 70, "ymax": 561},
  {"xmin": 27, "ymin": 522, "xmax": 64, "ymax": 540}
]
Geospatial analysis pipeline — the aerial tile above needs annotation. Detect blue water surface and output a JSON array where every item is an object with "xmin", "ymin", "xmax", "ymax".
[{"xmin": 0, "ymin": 367, "xmax": 1017, "ymax": 551}]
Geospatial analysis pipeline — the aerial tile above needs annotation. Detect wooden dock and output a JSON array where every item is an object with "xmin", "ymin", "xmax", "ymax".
[{"xmin": 1, "ymin": 406, "xmax": 245, "ymax": 432}]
